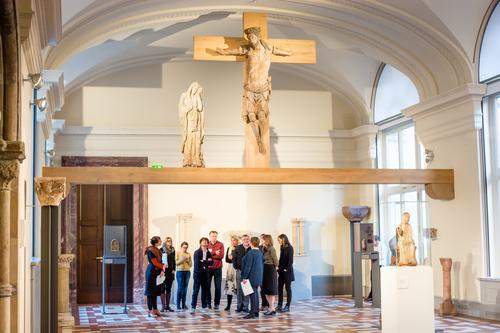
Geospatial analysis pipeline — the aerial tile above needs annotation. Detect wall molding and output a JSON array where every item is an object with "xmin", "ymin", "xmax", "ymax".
[{"xmin": 54, "ymin": 125, "xmax": 375, "ymax": 167}]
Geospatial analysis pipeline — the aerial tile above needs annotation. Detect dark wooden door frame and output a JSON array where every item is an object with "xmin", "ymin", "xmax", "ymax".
[{"xmin": 61, "ymin": 156, "xmax": 148, "ymax": 304}]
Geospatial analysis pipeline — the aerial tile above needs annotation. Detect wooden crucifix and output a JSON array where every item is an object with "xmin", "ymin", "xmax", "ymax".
[{"xmin": 193, "ymin": 12, "xmax": 316, "ymax": 167}]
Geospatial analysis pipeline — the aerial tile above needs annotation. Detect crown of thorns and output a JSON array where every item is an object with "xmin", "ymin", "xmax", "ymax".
[{"xmin": 244, "ymin": 27, "xmax": 261, "ymax": 37}]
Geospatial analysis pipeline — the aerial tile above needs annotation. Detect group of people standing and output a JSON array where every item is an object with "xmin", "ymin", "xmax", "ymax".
[{"xmin": 144, "ymin": 231, "xmax": 294, "ymax": 319}]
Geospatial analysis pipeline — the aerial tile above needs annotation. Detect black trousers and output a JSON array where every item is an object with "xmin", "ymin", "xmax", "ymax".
[
  {"xmin": 278, "ymin": 275, "xmax": 292, "ymax": 306},
  {"xmin": 191, "ymin": 271, "xmax": 209, "ymax": 309},
  {"xmin": 147, "ymin": 295, "xmax": 158, "ymax": 310},
  {"xmin": 207, "ymin": 268, "xmax": 222, "ymax": 306}
]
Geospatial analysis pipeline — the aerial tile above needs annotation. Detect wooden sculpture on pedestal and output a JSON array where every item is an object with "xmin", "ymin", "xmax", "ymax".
[{"xmin": 396, "ymin": 212, "xmax": 417, "ymax": 266}]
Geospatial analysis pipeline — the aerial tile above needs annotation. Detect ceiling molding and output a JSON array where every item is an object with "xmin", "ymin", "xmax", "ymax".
[{"xmin": 46, "ymin": 2, "xmax": 474, "ymax": 101}]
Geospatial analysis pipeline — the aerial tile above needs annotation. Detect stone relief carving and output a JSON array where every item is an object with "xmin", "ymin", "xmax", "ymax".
[{"xmin": 35, "ymin": 176, "xmax": 67, "ymax": 206}]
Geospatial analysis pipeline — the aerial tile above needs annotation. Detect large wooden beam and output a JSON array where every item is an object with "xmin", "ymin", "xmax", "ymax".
[{"xmin": 42, "ymin": 167, "xmax": 454, "ymax": 200}]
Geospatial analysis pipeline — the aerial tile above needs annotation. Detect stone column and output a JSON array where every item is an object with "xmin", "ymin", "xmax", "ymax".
[
  {"xmin": 35, "ymin": 177, "xmax": 66, "ymax": 333},
  {"xmin": 291, "ymin": 218, "xmax": 306, "ymax": 255},
  {"xmin": 58, "ymin": 254, "xmax": 75, "ymax": 331},
  {"xmin": 439, "ymin": 258, "xmax": 456, "ymax": 316},
  {"xmin": 0, "ymin": 141, "xmax": 25, "ymax": 333}
]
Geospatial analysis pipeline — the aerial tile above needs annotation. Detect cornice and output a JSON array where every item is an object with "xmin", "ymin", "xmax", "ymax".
[
  {"xmin": 402, "ymin": 84, "xmax": 486, "ymax": 120},
  {"xmin": 60, "ymin": 125, "xmax": 375, "ymax": 139},
  {"xmin": 402, "ymin": 84, "xmax": 486, "ymax": 144}
]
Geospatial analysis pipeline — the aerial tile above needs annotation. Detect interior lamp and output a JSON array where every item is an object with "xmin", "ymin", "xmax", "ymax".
[
  {"xmin": 23, "ymin": 73, "xmax": 44, "ymax": 90},
  {"xmin": 30, "ymin": 98, "xmax": 48, "ymax": 112}
]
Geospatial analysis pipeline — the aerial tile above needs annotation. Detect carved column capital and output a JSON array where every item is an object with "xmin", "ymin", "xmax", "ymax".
[
  {"xmin": 58, "ymin": 254, "xmax": 75, "ymax": 268},
  {"xmin": 0, "ymin": 140, "xmax": 25, "ymax": 190},
  {"xmin": 35, "ymin": 176, "xmax": 67, "ymax": 206}
]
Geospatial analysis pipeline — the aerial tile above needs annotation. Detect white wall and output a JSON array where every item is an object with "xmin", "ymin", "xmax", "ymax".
[{"xmin": 58, "ymin": 62, "xmax": 360, "ymax": 130}]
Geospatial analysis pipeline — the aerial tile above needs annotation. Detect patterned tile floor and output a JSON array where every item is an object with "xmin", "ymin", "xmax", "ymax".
[{"xmin": 72, "ymin": 297, "xmax": 500, "ymax": 333}]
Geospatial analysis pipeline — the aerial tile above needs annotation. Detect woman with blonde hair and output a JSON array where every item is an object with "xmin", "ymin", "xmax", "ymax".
[
  {"xmin": 224, "ymin": 235, "xmax": 240, "ymax": 311},
  {"xmin": 261, "ymin": 234, "xmax": 279, "ymax": 315},
  {"xmin": 175, "ymin": 241, "xmax": 192, "ymax": 311}
]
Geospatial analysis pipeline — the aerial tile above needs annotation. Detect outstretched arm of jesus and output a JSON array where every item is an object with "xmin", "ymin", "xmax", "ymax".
[
  {"xmin": 272, "ymin": 46, "xmax": 292, "ymax": 57},
  {"xmin": 216, "ymin": 46, "xmax": 246, "ymax": 56}
]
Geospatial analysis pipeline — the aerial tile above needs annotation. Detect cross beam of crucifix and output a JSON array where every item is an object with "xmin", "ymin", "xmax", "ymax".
[{"xmin": 193, "ymin": 12, "xmax": 316, "ymax": 167}]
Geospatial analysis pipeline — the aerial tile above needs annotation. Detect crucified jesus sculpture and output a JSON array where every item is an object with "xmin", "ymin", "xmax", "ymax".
[{"xmin": 216, "ymin": 27, "xmax": 292, "ymax": 154}]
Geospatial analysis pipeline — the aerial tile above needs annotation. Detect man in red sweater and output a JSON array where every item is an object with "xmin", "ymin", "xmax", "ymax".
[{"xmin": 207, "ymin": 230, "xmax": 225, "ymax": 310}]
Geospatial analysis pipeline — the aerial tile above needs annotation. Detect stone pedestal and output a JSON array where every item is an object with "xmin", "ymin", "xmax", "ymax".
[
  {"xmin": 439, "ymin": 258, "xmax": 456, "ymax": 316},
  {"xmin": 381, "ymin": 266, "xmax": 435, "ymax": 332},
  {"xmin": 58, "ymin": 254, "xmax": 75, "ymax": 331}
]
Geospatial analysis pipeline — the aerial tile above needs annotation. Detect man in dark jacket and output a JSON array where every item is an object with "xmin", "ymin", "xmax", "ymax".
[
  {"xmin": 191, "ymin": 237, "xmax": 212, "ymax": 312},
  {"xmin": 232, "ymin": 234, "xmax": 251, "ymax": 312},
  {"xmin": 241, "ymin": 236, "xmax": 264, "ymax": 319}
]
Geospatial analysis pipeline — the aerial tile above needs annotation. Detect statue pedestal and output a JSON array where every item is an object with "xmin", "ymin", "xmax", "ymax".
[
  {"xmin": 381, "ymin": 266, "xmax": 435, "ymax": 333},
  {"xmin": 291, "ymin": 255, "xmax": 312, "ymax": 300}
]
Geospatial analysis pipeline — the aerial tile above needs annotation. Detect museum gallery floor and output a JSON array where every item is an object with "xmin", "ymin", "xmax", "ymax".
[{"xmin": 72, "ymin": 297, "xmax": 500, "ymax": 332}]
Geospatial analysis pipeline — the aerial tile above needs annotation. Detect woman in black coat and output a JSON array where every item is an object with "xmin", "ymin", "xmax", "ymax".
[
  {"xmin": 144, "ymin": 236, "xmax": 165, "ymax": 317},
  {"xmin": 277, "ymin": 234, "xmax": 294, "ymax": 312},
  {"xmin": 161, "ymin": 236, "xmax": 176, "ymax": 312}
]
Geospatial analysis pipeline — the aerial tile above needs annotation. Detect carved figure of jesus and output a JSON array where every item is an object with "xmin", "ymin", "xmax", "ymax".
[
  {"xmin": 216, "ymin": 27, "xmax": 292, "ymax": 154},
  {"xmin": 396, "ymin": 212, "xmax": 417, "ymax": 266},
  {"xmin": 179, "ymin": 82, "xmax": 205, "ymax": 167}
]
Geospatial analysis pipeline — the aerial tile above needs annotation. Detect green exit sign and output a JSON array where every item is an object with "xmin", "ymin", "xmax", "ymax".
[{"xmin": 151, "ymin": 164, "xmax": 164, "ymax": 169}]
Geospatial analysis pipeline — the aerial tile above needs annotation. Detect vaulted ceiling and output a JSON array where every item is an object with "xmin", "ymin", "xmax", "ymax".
[{"xmin": 49, "ymin": 0, "xmax": 493, "ymax": 124}]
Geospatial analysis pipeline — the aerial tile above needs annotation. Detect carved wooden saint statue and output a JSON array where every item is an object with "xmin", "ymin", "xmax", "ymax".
[
  {"xmin": 179, "ymin": 82, "xmax": 205, "ymax": 168},
  {"xmin": 396, "ymin": 212, "xmax": 417, "ymax": 266},
  {"xmin": 216, "ymin": 27, "xmax": 292, "ymax": 154}
]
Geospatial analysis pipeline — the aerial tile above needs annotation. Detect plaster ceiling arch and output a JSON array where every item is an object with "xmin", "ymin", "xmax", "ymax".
[{"xmin": 50, "ymin": 1, "xmax": 475, "ymax": 116}]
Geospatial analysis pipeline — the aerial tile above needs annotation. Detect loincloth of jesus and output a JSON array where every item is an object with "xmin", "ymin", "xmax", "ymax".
[{"xmin": 242, "ymin": 78, "xmax": 272, "ymax": 122}]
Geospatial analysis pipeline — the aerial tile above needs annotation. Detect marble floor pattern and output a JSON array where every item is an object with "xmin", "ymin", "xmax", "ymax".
[{"xmin": 72, "ymin": 297, "xmax": 500, "ymax": 333}]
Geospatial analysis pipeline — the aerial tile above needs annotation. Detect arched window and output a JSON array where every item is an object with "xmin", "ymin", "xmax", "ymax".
[
  {"xmin": 373, "ymin": 64, "xmax": 428, "ymax": 266},
  {"xmin": 480, "ymin": 1, "xmax": 500, "ymax": 277},
  {"xmin": 373, "ymin": 64, "xmax": 419, "ymax": 124},
  {"xmin": 479, "ymin": 2, "xmax": 500, "ymax": 83}
]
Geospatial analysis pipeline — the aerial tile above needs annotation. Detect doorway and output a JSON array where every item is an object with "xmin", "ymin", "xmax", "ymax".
[{"xmin": 77, "ymin": 184, "xmax": 134, "ymax": 303}]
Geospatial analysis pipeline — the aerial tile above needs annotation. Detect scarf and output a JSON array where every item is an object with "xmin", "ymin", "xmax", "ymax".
[{"xmin": 145, "ymin": 245, "xmax": 162, "ymax": 263}]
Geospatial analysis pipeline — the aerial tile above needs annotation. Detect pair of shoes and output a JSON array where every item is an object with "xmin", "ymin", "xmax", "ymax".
[
  {"xmin": 264, "ymin": 310, "xmax": 276, "ymax": 316},
  {"xmin": 282, "ymin": 305, "xmax": 290, "ymax": 312},
  {"xmin": 276, "ymin": 305, "xmax": 282, "ymax": 312},
  {"xmin": 152, "ymin": 309, "xmax": 161, "ymax": 317},
  {"xmin": 166, "ymin": 307, "xmax": 175, "ymax": 312},
  {"xmin": 224, "ymin": 305, "xmax": 230, "ymax": 311},
  {"xmin": 214, "ymin": 305, "xmax": 219, "ymax": 310},
  {"xmin": 243, "ymin": 313, "xmax": 257, "ymax": 319}
]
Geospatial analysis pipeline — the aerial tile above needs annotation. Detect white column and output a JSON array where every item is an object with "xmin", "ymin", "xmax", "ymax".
[{"xmin": 403, "ymin": 83, "xmax": 486, "ymax": 305}]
